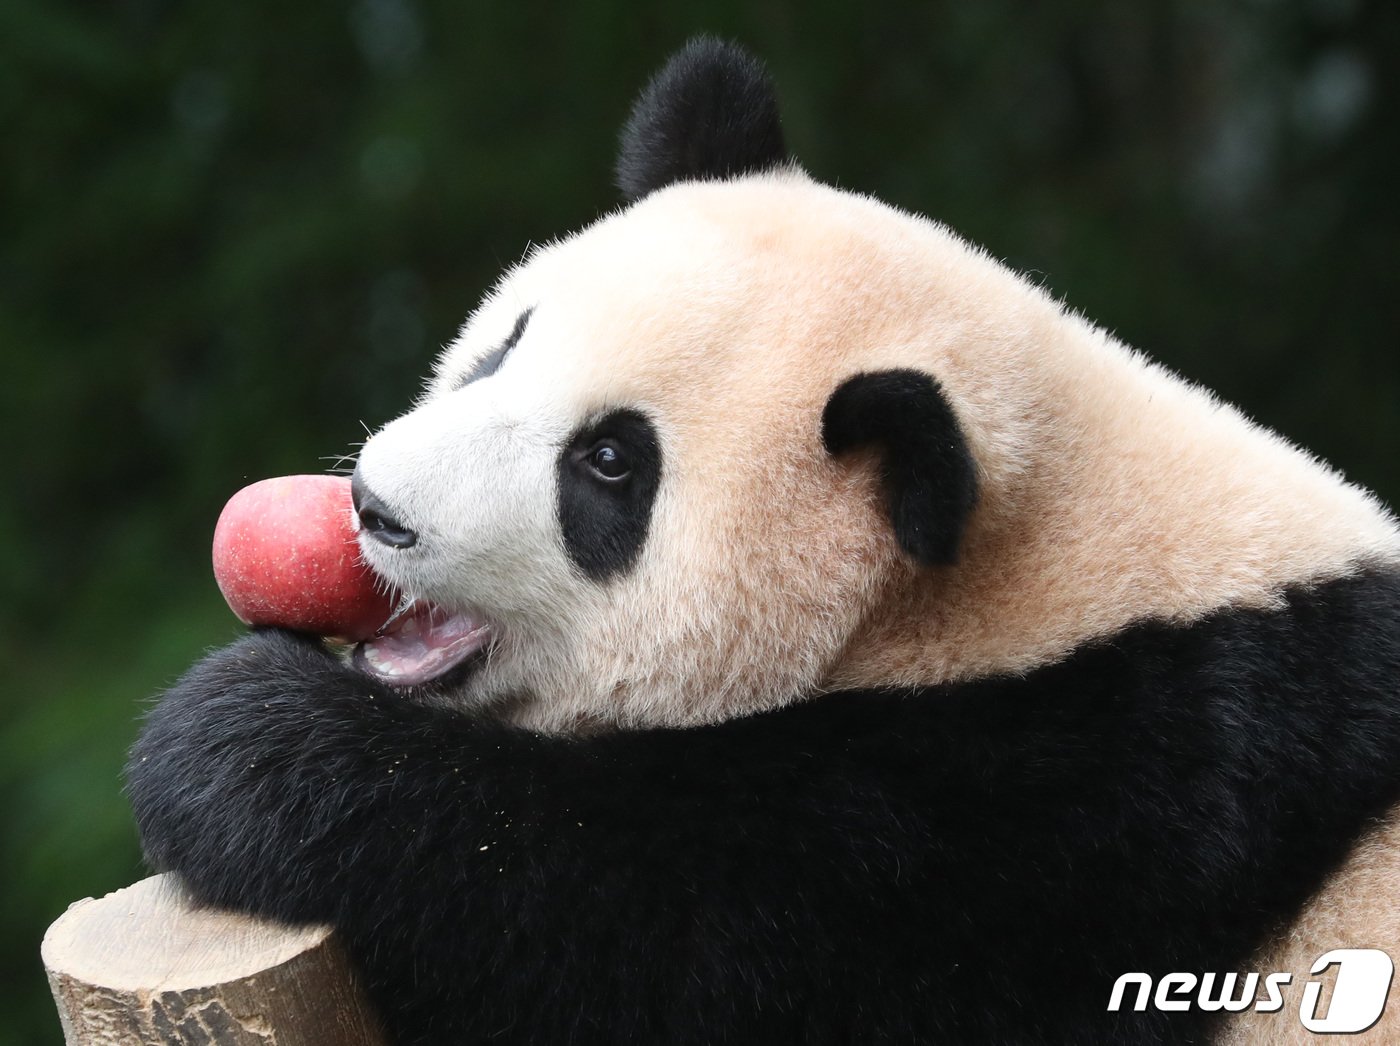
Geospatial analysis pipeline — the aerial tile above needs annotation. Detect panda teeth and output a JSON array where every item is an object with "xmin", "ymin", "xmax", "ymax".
[{"xmin": 361, "ymin": 644, "xmax": 404, "ymax": 677}]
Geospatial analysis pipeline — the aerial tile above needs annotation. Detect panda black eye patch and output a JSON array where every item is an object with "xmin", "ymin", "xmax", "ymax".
[
  {"xmin": 557, "ymin": 409, "xmax": 662, "ymax": 581},
  {"xmin": 456, "ymin": 307, "xmax": 534, "ymax": 389}
]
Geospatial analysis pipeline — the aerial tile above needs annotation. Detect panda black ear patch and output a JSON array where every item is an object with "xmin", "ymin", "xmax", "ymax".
[
  {"xmin": 822, "ymin": 370, "xmax": 979, "ymax": 567},
  {"xmin": 615, "ymin": 37, "xmax": 788, "ymax": 202}
]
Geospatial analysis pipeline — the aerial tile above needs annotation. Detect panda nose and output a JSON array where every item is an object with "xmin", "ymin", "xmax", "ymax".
[{"xmin": 351, "ymin": 469, "xmax": 418, "ymax": 549}]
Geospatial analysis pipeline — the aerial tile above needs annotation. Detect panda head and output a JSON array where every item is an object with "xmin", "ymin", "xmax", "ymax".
[{"xmin": 351, "ymin": 39, "xmax": 1398, "ymax": 731}]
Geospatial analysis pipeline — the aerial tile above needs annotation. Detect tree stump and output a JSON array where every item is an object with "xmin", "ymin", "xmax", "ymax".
[{"xmin": 42, "ymin": 874, "xmax": 388, "ymax": 1045}]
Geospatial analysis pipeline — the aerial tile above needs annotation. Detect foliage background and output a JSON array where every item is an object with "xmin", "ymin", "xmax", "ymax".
[{"xmin": 3, "ymin": 1, "xmax": 1396, "ymax": 1041}]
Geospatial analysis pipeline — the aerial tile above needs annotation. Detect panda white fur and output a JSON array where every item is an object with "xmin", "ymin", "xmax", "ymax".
[{"xmin": 128, "ymin": 39, "xmax": 1400, "ymax": 1044}]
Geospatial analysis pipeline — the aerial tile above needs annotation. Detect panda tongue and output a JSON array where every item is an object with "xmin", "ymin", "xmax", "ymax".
[{"xmin": 354, "ymin": 604, "xmax": 491, "ymax": 687}]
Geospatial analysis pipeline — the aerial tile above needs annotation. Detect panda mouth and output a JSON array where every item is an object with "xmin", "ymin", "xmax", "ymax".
[{"xmin": 353, "ymin": 602, "xmax": 493, "ymax": 687}]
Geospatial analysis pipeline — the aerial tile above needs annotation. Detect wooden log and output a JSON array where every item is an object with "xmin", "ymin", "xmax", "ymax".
[{"xmin": 42, "ymin": 874, "xmax": 388, "ymax": 1046}]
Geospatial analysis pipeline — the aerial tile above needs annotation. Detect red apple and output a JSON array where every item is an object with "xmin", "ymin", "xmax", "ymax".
[{"xmin": 212, "ymin": 475, "xmax": 397, "ymax": 641}]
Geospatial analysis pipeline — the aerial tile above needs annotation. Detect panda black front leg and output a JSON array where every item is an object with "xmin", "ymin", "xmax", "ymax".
[{"xmin": 126, "ymin": 628, "xmax": 458, "ymax": 927}]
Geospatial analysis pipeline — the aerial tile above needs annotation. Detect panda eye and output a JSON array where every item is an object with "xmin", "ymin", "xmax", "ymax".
[
  {"xmin": 557, "ymin": 409, "xmax": 661, "ymax": 580},
  {"xmin": 585, "ymin": 440, "xmax": 630, "ymax": 482}
]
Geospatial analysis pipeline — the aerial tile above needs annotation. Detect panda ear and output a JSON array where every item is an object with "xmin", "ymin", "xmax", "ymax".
[
  {"xmin": 615, "ymin": 37, "xmax": 788, "ymax": 202},
  {"xmin": 822, "ymin": 370, "xmax": 979, "ymax": 567}
]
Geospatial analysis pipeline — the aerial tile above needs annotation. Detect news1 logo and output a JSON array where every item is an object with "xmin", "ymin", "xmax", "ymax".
[{"xmin": 1107, "ymin": 949, "xmax": 1394, "ymax": 1033}]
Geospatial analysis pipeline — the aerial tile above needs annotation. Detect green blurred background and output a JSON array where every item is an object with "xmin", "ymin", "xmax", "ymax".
[{"xmin": 3, "ymin": 1, "xmax": 1397, "ymax": 1042}]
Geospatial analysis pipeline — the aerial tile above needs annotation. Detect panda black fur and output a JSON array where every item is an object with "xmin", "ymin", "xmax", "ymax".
[{"xmin": 127, "ymin": 39, "xmax": 1400, "ymax": 1045}]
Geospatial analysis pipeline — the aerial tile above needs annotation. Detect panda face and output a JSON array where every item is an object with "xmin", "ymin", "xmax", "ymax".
[{"xmin": 351, "ymin": 174, "xmax": 946, "ymax": 729}]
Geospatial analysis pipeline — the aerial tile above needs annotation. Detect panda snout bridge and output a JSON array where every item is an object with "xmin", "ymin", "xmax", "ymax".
[{"xmin": 351, "ymin": 469, "xmax": 418, "ymax": 549}]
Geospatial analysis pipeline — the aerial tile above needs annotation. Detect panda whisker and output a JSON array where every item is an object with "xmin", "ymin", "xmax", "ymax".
[
  {"xmin": 379, "ymin": 593, "xmax": 420, "ymax": 629},
  {"xmin": 321, "ymin": 445, "xmax": 363, "ymax": 476}
]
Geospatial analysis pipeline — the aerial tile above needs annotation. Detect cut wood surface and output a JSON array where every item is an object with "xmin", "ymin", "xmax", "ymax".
[{"xmin": 42, "ymin": 873, "xmax": 387, "ymax": 1045}]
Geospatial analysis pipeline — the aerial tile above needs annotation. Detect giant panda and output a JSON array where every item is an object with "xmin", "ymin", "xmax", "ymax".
[{"xmin": 127, "ymin": 39, "xmax": 1400, "ymax": 1045}]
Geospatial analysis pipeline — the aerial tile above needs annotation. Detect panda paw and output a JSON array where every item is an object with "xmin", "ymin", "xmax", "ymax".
[{"xmin": 124, "ymin": 628, "xmax": 384, "ymax": 922}]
